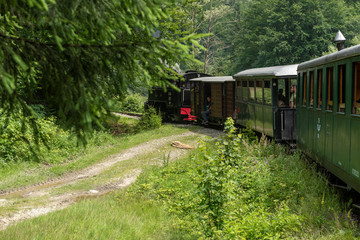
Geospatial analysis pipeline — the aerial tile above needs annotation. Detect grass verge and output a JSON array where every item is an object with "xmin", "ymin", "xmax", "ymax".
[
  {"xmin": 0, "ymin": 193, "xmax": 189, "ymax": 240},
  {"xmin": 0, "ymin": 124, "xmax": 193, "ymax": 191},
  {"xmin": 3, "ymin": 120, "xmax": 357, "ymax": 239},
  {"xmin": 126, "ymin": 119, "xmax": 360, "ymax": 239}
]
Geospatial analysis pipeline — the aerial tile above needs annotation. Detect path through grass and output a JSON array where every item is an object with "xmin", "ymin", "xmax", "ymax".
[{"xmin": 0, "ymin": 123, "xmax": 222, "ymax": 233}]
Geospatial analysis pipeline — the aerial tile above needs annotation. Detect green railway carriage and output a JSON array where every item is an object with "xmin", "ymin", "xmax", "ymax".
[
  {"xmin": 297, "ymin": 44, "xmax": 360, "ymax": 192},
  {"xmin": 233, "ymin": 65, "xmax": 298, "ymax": 141},
  {"xmin": 190, "ymin": 76, "xmax": 235, "ymax": 124}
]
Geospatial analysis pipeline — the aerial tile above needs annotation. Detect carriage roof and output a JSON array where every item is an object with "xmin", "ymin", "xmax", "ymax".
[
  {"xmin": 190, "ymin": 76, "xmax": 234, "ymax": 83},
  {"xmin": 298, "ymin": 44, "xmax": 360, "ymax": 71},
  {"xmin": 233, "ymin": 64, "xmax": 298, "ymax": 78}
]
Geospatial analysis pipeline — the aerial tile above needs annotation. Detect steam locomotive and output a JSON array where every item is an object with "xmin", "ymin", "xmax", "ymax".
[{"xmin": 145, "ymin": 71, "xmax": 210, "ymax": 122}]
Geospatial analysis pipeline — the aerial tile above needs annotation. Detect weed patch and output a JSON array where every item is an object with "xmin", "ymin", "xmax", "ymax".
[
  {"xmin": 0, "ymin": 194, "xmax": 190, "ymax": 240},
  {"xmin": 110, "ymin": 93, "xmax": 146, "ymax": 113},
  {"xmin": 128, "ymin": 118, "xmax": 358, "ymax": 239}
]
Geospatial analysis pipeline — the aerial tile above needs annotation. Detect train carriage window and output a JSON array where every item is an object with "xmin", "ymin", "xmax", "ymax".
[
  {"xmin": 326, "ymin": 67, "xmax": 334, "ymax": 111},
  {"xmin": 310, "ymin": 71, "xmax": 314, "ymax": 107},
  {"xmin": 182, "ymin": 89, "xmax": 191, "ymax": 106},
  {"xmin": 256, "ymin": 80, "xmax": 263, "ymax": 103},
  {"xmin": 278, "ymin": 79, "xmax": 287, "ymax": 107},
  {"xmin": 353, "ymin": 62, "xmax": 360, "ymax": 114},
  {"xmin": 264, "ymin": 80, "xmax": 271, "ymax": 105},
  {"xmin": 338, "ymin": 65, "xmax": 346, "ymax": 113},
  {"xmin": 290, "ymin": 79, "xmax": 297, "ymax": 108},
  {"xmin": 236, "ymin": 81, "xmax": 241, "ymax": 100},
  {"xmin": 249, "ymin": 80, "xmax": 255, "ymax": 101},
  {"xmin": 302, "ymin": 73, "xmax": 307, "ymax": 106},
  {"xmin": 242, "ymin": 80, "xmax": 248, "ymax": 100},
  {"xmin": 317, "ymin": 69, "xmax": 322, "ymax": 109}
]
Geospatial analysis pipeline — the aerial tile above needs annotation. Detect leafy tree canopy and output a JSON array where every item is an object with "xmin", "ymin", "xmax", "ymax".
[
  {"xmin": 0, "ymin": 0, "xmax": 202, "ymax": 142},
  {"xmin": 230, "ymin": 0, "xmax": 360, "ymax": 72}
]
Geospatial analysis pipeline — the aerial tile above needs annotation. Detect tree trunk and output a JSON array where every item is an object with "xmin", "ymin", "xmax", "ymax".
[{"xmin": 203, "ymin": 0, "xmax": 213, "ymax": 74}]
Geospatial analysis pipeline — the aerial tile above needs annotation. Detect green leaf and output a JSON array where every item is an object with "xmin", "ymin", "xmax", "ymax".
[
  {"xmin": 12, "ymin": 54, "xmax": 28, "ymax": 71},
  {"xmin": 1, "ymin": 73, "xmax": 15, "ymax": 94},
  {"xmin": 54, "ymin": 35, "xmax": 64, "ymax": 51}
]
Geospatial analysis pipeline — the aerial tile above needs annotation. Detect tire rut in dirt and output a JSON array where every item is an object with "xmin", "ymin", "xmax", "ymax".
[{"xmin": 0, "ymin": 130, "xmax": 218, "ymax": 197}]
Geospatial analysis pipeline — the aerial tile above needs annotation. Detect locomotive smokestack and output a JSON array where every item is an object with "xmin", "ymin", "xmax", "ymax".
[{"xmin": 334, "ymin": 30, "xmax": 346, "ymax": 51}]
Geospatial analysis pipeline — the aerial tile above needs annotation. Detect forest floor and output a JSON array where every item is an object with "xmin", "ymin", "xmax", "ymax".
[{"xmin": 0, "ymin": 125, "xmax": 222, "ymax": 231}]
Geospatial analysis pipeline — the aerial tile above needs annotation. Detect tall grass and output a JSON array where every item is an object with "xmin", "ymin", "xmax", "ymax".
[
  {"xmin": 128, "ymin": 118, "xmax": 359, "ymax": 239},
  {"xmin": 1, "ymin": 118, "xmax": 358, "ymax": 239},
  {"xmin": 0, "ymin": 193, "xmax": 188, "ymax": 240}
]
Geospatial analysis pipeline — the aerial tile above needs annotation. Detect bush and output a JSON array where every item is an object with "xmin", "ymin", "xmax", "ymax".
[
  {"xmin": 137, "ymin": 107, "xmax": 162, "ymax": 131},
  {"xmin": 0, "ymin": 113, "xmax": 115, "ymax": 166},
  {"xmin": 110, "ymin": 94, "xmax": 146, "ymax": 113},
  {"xmin": 0, "ymin": 114, "xmax": 53, "ymax": 164}
]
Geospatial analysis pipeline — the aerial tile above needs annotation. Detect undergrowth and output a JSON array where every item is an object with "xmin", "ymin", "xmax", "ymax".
[
  {"xmin": 128, "ymin": 118, "xmax": 359, "ymax": 239},
  {"xmin": 109, "ymin": 93, "xmax": 146, "ymax": 113},
  {"xmin": 0, "ymin": 106, "xmax": 161, "ymax": 167},
  {"xmin": 0, "ymin": 114, "xmax": 115, "ymax": 167},
  {"xmin": 107, "ymin": 107, "xmax": 161, "ymax": 135}
]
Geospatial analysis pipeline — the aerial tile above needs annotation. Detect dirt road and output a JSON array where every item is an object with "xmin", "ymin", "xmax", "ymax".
[{"xmin": 0, "ymin": 126, "xmax": 222, "ymax": 230}]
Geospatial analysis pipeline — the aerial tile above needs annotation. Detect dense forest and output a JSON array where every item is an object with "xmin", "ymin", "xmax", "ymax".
[
  {"xmin": 1, "ymin": 0, "xmax": 360, "ymax": 143},
  {"xmin": 185, "ymin": 0, "xmax": 360, "ymax": 75}
]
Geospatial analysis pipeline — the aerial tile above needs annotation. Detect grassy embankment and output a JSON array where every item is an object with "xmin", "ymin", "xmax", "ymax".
[
  {"xmin": 0, "ymin": 109, "xmax": 169, "ymax": 191},
  {"xmin": 1, "ymin": 118, "xmax": 359, "ymax": 239}
]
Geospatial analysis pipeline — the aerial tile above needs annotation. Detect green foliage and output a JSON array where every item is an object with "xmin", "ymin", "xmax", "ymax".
[
  {"xmin": 106, "ymin": 107, "xmax": 161, "ymax": 135},
  {"xmin": 129, "ymin": 118, "xmax": 357, "ymax": 239},
  {"xmin": 0, "ymin": 113, "xmax": 114, "ymax": 167},
  {"xmin": 0, "ymin": 0, "xmax": 203, "ymax": 142},
  {"xmin": 185, "ymin": 0, "xmax": 237, "ymax": 74},
  {"xmin": 230, "ymin": 0, "xmax": 360, "ymax": 72},
  {"xmin": 0, "ymin": 194, "xmax": 187, "ymax": 240},
  {"xmin": 0, "ymin": 124, "xmax": 189, "ymax": 191},
  {"xmin": 110, "ymin": 94, "xmax": 146, "ymax": 114},
  {"xmin": 182, "ymin": 0, "xmax": 360, "ymax": 75},
  {"xmin": 103, "ymin": 114, "xmax": 139, "ymax": 135},
  {"xmin": 137, "ymin": 107, "xmax": 162, "ymax": 131}
]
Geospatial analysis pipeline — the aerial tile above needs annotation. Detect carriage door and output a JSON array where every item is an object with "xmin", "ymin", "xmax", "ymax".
[
  {"xmin": 204, "ymin": 83, "xmax": 211, "ymax": 108},
  {"xmin": 222, "ymin": 83, "xmax": 226, "ymax": 120},
  {"xmin": 274, "ymin": 78, "xmax": 296, "ymax": 141},
  {"xmin": 193, "ymin": 82, "xmax": 201, "ymax": 115},
  {"xmin": 272, "ymin": 79, "xmax": 281, "ymax": 140},
  {"xmin": 182, "ymin": 89, "xmax": 191, "ymax": 107}
]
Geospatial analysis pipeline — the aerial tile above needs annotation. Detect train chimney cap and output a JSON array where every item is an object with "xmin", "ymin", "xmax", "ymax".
[
  {"xmin": 334, "ymin": 30, "xmax": 346, "ymax": 51},
  {"xmin": 334, "ymin": 30, "xmax": 346, "ymax": 43}
]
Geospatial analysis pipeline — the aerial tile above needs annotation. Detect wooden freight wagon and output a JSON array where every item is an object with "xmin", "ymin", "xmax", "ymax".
[{"xmin": 190, "ymin": 76, "xmax": 235, "ymax": 124}]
